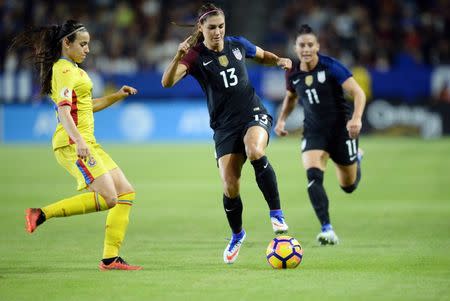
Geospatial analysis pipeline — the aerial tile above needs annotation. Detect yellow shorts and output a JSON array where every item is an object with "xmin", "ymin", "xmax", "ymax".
[{"xmin": 54, "ymin": 143, "xmax": 118, "ymax": 191}]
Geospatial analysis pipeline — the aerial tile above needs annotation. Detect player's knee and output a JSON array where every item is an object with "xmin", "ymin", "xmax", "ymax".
[
  {"xmin": 223, "ymin": 178, "xmax": 240, "ymax": 198},
  {"xmin": 245, "ymin": 146, "xmax": 265, "ymax": 161},
  {"xmin": 340, "ymin": 183, "xmax": 357, "ymax": 194},
  {"xmin": 100, "ymin": 193, "xmax": 118, "ymax": 208},
  {"xmin": 306, "ymin": 168, "xmax": 324, "ymax": 187}
]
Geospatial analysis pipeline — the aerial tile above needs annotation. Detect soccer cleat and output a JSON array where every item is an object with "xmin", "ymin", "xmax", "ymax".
[
  {"xmin": 223, "ymin": 230, "xmax": 246, "ymax": 264},
  {"xmin": 270, "ymin": 215, "xmax": 289, "ymax": 234},
  {"xmin": 98, "ymin": 257, "xmax": 142, "ymax": 271},
  {"xmin": 25, "ymin": 208, "xmax": 43, "ymax": 233},
  {"xmin": 357, "ymin": 148, "xmax": 364, "ymax": 162},
  {"xmin": 317, "ymin": 224, "xmax": 339, "ymax": 245}
]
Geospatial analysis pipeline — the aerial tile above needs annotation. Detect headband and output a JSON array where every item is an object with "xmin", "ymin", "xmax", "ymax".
[
  {"xmin": 198, "ymin": 9, "xmax": 220, "ymax": 22},
  {"xmin": 59, "ymin": 26, "xmax": 86, "ymax": 41}
]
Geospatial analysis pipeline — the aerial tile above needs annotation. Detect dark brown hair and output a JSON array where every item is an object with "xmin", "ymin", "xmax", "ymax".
[
  {"xmin": 296, "ymin": 24, "xmax": 315, "ymax": 37},
  {"xmin": 172, "ymin": 3, "xmax": 224, "ymax": 46},
  {"xmin": 10, "ymin": 20, "xmax": 86, "ymax": 95}
]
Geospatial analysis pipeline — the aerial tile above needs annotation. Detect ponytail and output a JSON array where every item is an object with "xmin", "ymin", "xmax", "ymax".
[{"xmin": 10, "ymin": 20, "xmax": 86, "ymax": 95}]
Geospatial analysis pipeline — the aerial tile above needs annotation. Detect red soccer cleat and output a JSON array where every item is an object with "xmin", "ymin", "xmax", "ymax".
[
  {"xmin": 25, "ymin": 208, "xmax": 43, "ymax": 233},
  {"xmin": 98, "ymin": 257, "xmax": 142, "ymax": 271}
]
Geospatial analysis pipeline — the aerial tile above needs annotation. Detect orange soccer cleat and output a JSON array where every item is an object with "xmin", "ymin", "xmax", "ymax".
[
  {"xmin": 25, "ymin": 208, "xmax": 44, "ymax": 233},
  {"xmin": 98, "ymin": 257, "xmax": 142, "ymax": 271}
]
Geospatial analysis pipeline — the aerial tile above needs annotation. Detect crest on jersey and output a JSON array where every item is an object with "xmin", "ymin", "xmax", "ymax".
[
  {"xmin": 305, "ymin": 75, "xmax": 313, "ymax": 86},
  {"xmin": 232, "ymin": 48, "xmax": 242, "ymax": 60},
  {"xmin": 218, "ymin": 55, "xmax": 229, "ymax": 67},
  {"xmin": 60, "ymin": 87, "xmax": 72, "ymax": 99},
  {"xmin": 317, "ymin": 71, "xmax": 326, "ymax": 83},
  {"xmin": 87, "ymin": 156, "xmax": 97, "ymax": 167}
]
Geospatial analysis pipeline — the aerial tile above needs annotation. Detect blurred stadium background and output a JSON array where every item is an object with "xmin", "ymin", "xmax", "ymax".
[
  {"xmin": 1, "ymin": 0, "xmax": 449, "ymax": 141},
  {"xmin": 1, "ymin": 1, "xmax": 449, "ymax": 301}
]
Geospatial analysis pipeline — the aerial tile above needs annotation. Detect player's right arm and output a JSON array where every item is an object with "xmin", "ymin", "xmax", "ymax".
[
  {"xmin": 275, "ymin": 90, "xmax": 298, "ymax": 137},
  {"xmin": 57, "ymin": 105, "xmax": 90, "ymax": 160},
  {"xmin": 161, "ymin": 36, "xmax": 191, "ymax": 87},
  {"xmin": 53, "ymin": 64, "xmax": 90, "ymax": 160}
]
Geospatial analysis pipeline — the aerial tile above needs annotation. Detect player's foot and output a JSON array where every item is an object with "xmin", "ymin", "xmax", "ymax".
[
  {"xmin": 25, "ymin": 208, "xmax": 45, "ymax": 233},
  {"xmin": 357, "ymin": 148, "xmax": 364, "ymax": 162},
  {"xmin": 317, "ymin": 224, "xmax": 339, "ymax": 245},
  {"xmin": 270, "ymin": 215, "xmax": 289, "ymax": 234},
  {"xmin": 270, "ymin": 209, "xmax": 289, "ymax": 234},
  {"xmin": 223, "ymin": 229, "xmax": 246, "ymax": 264},
  {"xmin": 98, "ymin": 257, "xmax": 142, "ymax": 271}
]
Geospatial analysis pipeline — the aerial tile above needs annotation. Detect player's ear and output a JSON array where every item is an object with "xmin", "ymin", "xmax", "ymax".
[
  {"xmin": 62, "ymin": 37, "xmax": 70, "ymax": 48},
  {"xmin": 317, "ymin": 42, "xmax": 320, "ymax": 52}
]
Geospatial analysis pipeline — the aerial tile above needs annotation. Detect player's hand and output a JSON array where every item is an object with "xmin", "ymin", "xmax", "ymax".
[
  {"xmin": 274, "ymin": 120, "xmax": 288, "ymax": 136},
  {"xmin": 76, "ymin": 139, "xmax": 90, "ymax": 161},
  {"xmin": 346, "ymin": 117, "xmax": 362, "ymax": 139},
  {"xmin": 176, "ymin": 36, "xmax": 192, "ymax": 60},
  {"xmin": 118, "ymin": 85, "xmax": 138, "ymax": 97},
  {"xmin": 277, "ymin": 58, "xmax": 292, "ymax": 70}
]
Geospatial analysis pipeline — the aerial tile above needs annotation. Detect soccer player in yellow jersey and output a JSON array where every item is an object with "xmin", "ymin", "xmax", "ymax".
[{"xmin": 11, "ymin": 20, "xmax": 141, "ymax": 270}]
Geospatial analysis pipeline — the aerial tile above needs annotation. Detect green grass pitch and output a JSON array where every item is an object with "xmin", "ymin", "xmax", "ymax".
[{"xmin": 0, "ymin": 136, "xmax": 449, "ymax": 300}]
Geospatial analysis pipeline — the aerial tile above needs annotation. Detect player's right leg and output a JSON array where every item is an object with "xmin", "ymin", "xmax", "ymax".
[
  {"xmin": 218, "ymin": 153, "xmax": 247, "ymax": 264},
  {"xmin": 25, "ymin": 145, "xmax": 116, "ymax": 233},
  {"xmin": 302, "ymin": 145, "xmax": 337, "ymax": 245}
]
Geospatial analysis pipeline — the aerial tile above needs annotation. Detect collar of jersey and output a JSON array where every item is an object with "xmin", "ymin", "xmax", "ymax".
[
  {"xmin": 201, "ymin": 40, "xmax": 227, "ymax": 55},
  {"xmin": 60, "ymin": 56, "xmax": 78, "ymax": 67}
]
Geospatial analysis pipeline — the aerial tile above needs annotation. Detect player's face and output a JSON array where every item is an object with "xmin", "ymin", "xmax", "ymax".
[
  {"xmin": 200, "ymin": 14, "xmax": 225, "ymax": 49},
  {"xmin": 295, "ymin": 34, "xmax": 319, "ymax": 63},
  {"xmin": 65, "ymin": 31, "xmax": 90, "ymax": 64}
]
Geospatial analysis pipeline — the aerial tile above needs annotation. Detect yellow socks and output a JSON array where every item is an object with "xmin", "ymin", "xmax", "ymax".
[
  {"xmin": 42, "ymin": 192, "xmax": 108, "ymax": 219},
  {"xmin": 102, "ymin": 192, "xmax": 135, "ymax": 259}
]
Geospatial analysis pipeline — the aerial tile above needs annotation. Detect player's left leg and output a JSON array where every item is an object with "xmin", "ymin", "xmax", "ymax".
[
  {"xmin": 243, "ymin": 125, "xmax": 288, "ymax": 234},
  {"xmin": 333, "ymin": 137, "xmax": 363, "ymax": 193},
  {"xmin": 97, "ymin": 146, "xmax": 141, "ymax": 270}
]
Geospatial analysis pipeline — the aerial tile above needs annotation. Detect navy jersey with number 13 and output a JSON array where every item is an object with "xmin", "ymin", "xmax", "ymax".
[
  {"xmin": 181, "ymin": 36, "xmax": 268, "ymax": 130},
  {"xmin": 285, "ymin": 53, "xmax": 353, "ymax": 135}
]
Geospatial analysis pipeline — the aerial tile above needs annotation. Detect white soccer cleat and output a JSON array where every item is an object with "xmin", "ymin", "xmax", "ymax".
[
  {"xmin": 316, "ymin": 229, "xmax": 339, "ymax": 245},
  {"xmin": 271, "ymin": 215, "xmax": 289, "ymax": 234},
  {"xmin": 223, "ymin": 230, "xmax": 246, "ymax": 264}
]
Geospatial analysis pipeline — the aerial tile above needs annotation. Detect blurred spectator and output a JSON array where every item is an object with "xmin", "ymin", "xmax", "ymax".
[{"xmin": 1, "ymin": 0, "xmax": 448, "ymax": 78}]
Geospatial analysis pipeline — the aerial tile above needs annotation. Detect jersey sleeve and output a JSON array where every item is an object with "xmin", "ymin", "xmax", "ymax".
[
  {"xmin": 226, "ymin": 36, "xmax": 257, "ymax": 58},
  {"xmin": 285, "ymin": 70, "xmax": 296, "ymax": 93},
  {"xmin": 327, "ymin": 57, "xmax": 352, "ymax": 85},
  {"xmin": 53, "ymin": 66, "xmax": 75, "ymax": 107},
  {"xmin": 180, "ymin": 48, "xmax": 199, "ymax": 76}
]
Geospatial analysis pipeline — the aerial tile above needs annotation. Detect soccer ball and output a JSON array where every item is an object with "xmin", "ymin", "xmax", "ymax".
[{"xmin": 266, "ymin": 235, "xmax": 303, "ymax": 269}]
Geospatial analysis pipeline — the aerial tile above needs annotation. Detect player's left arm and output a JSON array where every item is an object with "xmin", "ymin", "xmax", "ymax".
[
  {"xmin": 342, "ymin": 77, "xmax": 366, "ymax": 139},
  {"xmin": 93, "ymin": 85, "xmax": 138, "ymax": 113},
  {"xmin": 253, "ymin": 47, "xmax": 292, "ymax": 70}
]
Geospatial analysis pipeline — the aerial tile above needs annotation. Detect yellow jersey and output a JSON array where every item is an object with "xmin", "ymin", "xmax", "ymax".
[{"xmin": 50, "ymin": 58, "xmax": 96, "ymax": 150}]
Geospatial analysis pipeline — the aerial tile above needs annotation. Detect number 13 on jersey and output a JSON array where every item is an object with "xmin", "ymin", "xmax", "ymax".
[{"xmin": 220, "ymin": 68, "xmax": 238, "ymax": 88}]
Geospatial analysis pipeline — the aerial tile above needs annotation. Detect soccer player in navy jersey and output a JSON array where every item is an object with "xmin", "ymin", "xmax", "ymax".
[
  {"xmin": 162, "ymin": 3, "xmax": 293, "ymax": 264},
  {"xmin": 275, "ymin": 24, "xmax": 366, "ymax": 245}
]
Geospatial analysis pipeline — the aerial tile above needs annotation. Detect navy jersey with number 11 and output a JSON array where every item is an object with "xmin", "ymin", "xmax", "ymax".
[
  {"xmin": 180, "ymin": 36, "xmax": 268, "ymax": 130},
  {"xmin": 285, "ymin": 53, "xmax": 353, "ymax": 135}
]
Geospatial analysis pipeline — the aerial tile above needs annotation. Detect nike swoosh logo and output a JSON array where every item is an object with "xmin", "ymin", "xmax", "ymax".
[
  {"xmin": 350, "ymin": 155, "xmax": 357, "ymax": 161},
  {"xmin": 263, "ymin": 162, "xmax": 269, "ymax": 169},
  {"xmin": 225, "ymin": 208, "xmax": 234, "ymax": 212},
  {"xmin": 226, "ymin": 247, "xmax": 240, "ymax": 261},
  {"xmin": 307, "ymin": 180, "xmax": 315, "ymax": 188},
  {"xmin": 203, "ymin": 60, "xmax": 213, "ymax": 66},
  {"xmin": 293, "ymin": 79, "xmax": 300, "ymax": 85}
]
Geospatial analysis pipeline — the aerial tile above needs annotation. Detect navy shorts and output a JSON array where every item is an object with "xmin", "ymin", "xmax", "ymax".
[
  {"xmin": 301, "ymin": 129, "xmax": 359, "ymax": 166},
  {"xmin": 213, "ymin": 113, "xmax": 272, "ymax": 160}
]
